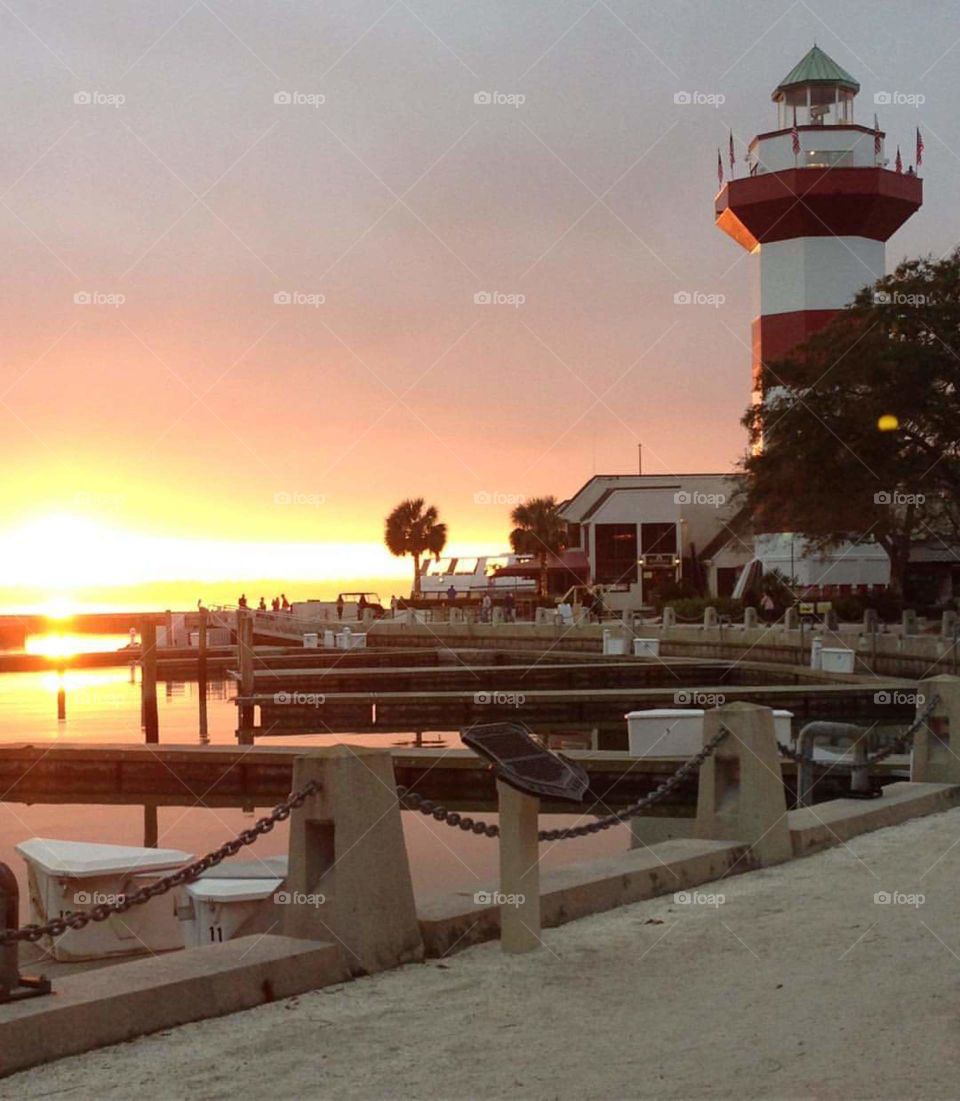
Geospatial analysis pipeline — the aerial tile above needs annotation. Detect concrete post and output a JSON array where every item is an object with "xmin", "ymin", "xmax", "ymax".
[
  {"xmin": 662, "ymin": 606, "xmax": 676, "ymax": 628},
  {"xmin": 285, "ymin": 747, "xmax": 423, "ymax": 975},
  {"xmin": 703, "ymin": 606, "xmax": 719, "ymax": 629},
  {"xmin": 492, "ymin": 607, "xmax": 504, "ymax": 625},
  {"xmin": 497, "ymin": 780, "xmax": 541, "ymax": 954},
  {"xmin": 784, "ymin": 606, "xmax": 799, "ymax": 630},
  {"xmin": 863, "ymin": 608, "xmax": 879, "ymax": 632},
  {"xmin": 902, "ymin": 609, "xmax": 918, "ymax": 637},
  {"xmin": 696, "ymin": 702, "xmax": 792, "ymax": 865},
  {"xmin": 910, "ymin": 675, "xmax": 960, "ymax": 784},
  {"xmin": 941, "ymin": 610, "xmax": 957, "ymax": 638},
  {"xmin": 362, "ymin": 608, "xmax": 375, "ymax": 627},
  {"xmin": 743, "ymin": 607, "xmax": 758, "ymax": 629}
]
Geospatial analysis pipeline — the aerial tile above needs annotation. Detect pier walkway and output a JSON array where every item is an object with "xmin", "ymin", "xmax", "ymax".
[{"xmin": 5, "ymin": 803, "xmax": 958, "ymax": 1099}]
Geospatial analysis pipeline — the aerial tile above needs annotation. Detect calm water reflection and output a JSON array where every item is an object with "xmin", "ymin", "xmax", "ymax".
[{"xmin": 0, "ymin": 634, "xmax": 627, "ymax": 920}]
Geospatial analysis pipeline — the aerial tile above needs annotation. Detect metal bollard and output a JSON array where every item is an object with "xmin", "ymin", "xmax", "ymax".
[{"xmin": 0, "ymin": 863, "xmax": 52, "ymax": 1003}]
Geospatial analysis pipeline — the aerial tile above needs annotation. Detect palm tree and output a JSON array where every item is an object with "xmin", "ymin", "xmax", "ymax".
[
  {"xmin": 384, "ymin": 498, "xmax": 448, "ymax": 595},
  {"xmin": 509, "ymin": 496, "xmax": 567, "ymax": 597}
]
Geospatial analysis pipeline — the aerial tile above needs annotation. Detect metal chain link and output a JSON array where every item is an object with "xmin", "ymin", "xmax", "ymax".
[
  {"xmin": 397, "ymin": 725, "xmax": 731, "ymax": 842},
  {"xmin": 0, "ymin": 780, "xmax": 320, "ymax": 946},
  {"xmin": 867, "ymin": 693, "xmax": 939, "ymax": 765}
]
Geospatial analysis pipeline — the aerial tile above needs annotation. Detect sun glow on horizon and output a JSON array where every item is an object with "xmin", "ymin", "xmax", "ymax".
[{"xmin": 0, "ymin": 512, "xmax": 505, "ymax": 610}]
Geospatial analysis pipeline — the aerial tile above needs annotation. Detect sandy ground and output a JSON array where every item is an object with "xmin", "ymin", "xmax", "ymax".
[{"xmin": 6, "ymin": 808, "xmax": 960, "ymax": 1101}]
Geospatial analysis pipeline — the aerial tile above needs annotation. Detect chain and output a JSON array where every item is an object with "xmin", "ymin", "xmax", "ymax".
[
  {"xmin": 1, "ymin": 780, "xmax": 320, "ymax": 946},
  {"xmin": 397, "ymin": 725, "xmax": 730, "ymax": 842},
  {"xmin": 867, "ymin": 694, "xmax": 940, "ymax": 765}
]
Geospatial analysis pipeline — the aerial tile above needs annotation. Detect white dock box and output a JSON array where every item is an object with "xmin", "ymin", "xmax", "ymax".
[
  {"xmin": 602, "ymin": 630, "xmax": 628, "ymax": 655},
  {"xmin": 820, "ymin": 647, "xmax": 855, "ymax": 674},
  {"xmin": 303, "ymin": 632, "xmax": 319, "ymax": 648},
  {"xmin": 633, "ymin": 638, "xmax": 661, "ymax": 658},
  {"xmin": 177, "ymin": 857, "xmax": 288, "ymax": 947},
  {"xmin": 323, "ymin": 629, "xmax": 336, "ymax": 648},
  {"xmin": 16, "ymin": 838, "xmax": 192, "ymax": 961},
  {"xmin": 626, "ymin": 709, "xmax": 794, "ymax": 757}
]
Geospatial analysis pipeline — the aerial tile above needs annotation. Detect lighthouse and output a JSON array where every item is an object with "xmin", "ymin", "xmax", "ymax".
[{"xmin": 715, "ymin": 45, "xmax": 922, "ymax": 400}]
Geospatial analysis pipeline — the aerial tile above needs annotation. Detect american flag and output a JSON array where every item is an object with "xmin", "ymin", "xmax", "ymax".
[
  {"xmin": 791, "ymin": 108, "xmax": 800, "ymax": 157},
  {"xmin": 873, "ymin": 113, "xmax": 882, "ymax": 158},
  {"xmin": 895, "ymin": 145, "xmax": 902, "ymax": 174},
  {"xmin": 728, "ymin": 130, "xmax": 735, "ymax": 174},
  {"xmin": 717, "ymin": 147, "xmax": 723, "ymax": 189},
  {"xmin": 916, "ymin": 127, "xmax": 924, "ymax": 169}
]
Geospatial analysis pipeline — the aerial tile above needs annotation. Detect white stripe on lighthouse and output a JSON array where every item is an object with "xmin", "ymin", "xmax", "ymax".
[{"xmin": 758, "ymin": 236, "xmax": 884, "ymax": 317}]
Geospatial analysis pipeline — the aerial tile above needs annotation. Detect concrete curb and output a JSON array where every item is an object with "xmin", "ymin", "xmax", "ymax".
[{"xmin": 0, "ymin": 935, "xmax": 346, "ymax": 1079}]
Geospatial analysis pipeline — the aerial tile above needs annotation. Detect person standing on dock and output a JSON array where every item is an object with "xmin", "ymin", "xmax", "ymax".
[
  {"xmin": 482, "ymin": 592, "xmax": 492, "ymax": 623},
  {"xmin": 281, "ymin": 594, "xmax": 290, "ymax": 611},
  {"xmin": 336, "ymin": 595, "xmax": 344, "ymax": 620},
  {"xmin": 271, "ymin": 597, "xmax": 280, "ymax": 612},
  {"xmin": 238, "ymin": 594, "xmax": 248, "ymax": 609},
  {"xmin": 258, "ymin": 597, "xmax": 267, "ymax": 611},
  {"xmin": 358, "ymin": 593, "xmax": 367, "ymax": 620},
  {"xmin": 446, "ymin": 584, "xmax": 457, "ymax": 608},
  {"xmin": 505, "ymin": 591, "xmax": 515, "ymax": 622}
]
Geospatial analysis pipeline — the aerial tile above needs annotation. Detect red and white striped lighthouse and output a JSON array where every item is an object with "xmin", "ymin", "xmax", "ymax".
[{"xmin": 715, "ymin": 46, "xmax": 922, "ymax": 400}]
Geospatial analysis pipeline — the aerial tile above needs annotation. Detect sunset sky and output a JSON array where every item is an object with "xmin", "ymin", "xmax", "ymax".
[{"xmin": 0, "ymin": 2, "xmax": 954, "ymax": 609}]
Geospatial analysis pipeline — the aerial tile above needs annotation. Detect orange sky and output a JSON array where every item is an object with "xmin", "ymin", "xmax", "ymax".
[{"xmin": 0, "ymin": 5, "xmax": 947, "ymax": 611}]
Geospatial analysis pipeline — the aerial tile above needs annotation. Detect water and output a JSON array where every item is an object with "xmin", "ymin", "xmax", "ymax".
[{"xmin": 0, "ymin": 633, "xmax": 627, "ymax": 921}]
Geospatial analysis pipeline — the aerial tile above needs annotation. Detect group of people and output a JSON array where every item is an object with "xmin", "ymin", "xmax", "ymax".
[{"xmin": 237, "ymin": 593, "xmax": 292, "ymax": 612}]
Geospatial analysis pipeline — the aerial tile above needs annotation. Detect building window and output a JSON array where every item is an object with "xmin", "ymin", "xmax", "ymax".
[
  {"xmin": 594, "ymin": 524, "xmax": 637, "ymax": 585},
  {"xmin": 640, "ymin": 523, "xmax": 678, "ymax": 555}
]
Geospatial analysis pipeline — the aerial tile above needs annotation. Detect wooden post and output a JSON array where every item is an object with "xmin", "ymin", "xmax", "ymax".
[
  {"xmin": 143, "ymin": 804, "xmax": 158, "ymax": 848},
  {"xmin": 197, "ymin": 607, "xmax": 209, "ymax": 744},
  {"xmin": 140, "ymin": 619, "xmax": 159, "ymax": 744},
  {"xmin": 237, "ymin": 610, "xmax": 255, "ymax": 745},
  {"xmin": 497, "ymin": 780, "xmax": 541, "ymax": 954}
]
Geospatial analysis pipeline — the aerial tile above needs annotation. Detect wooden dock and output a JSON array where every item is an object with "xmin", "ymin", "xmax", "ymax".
[{"xmin": 0, "ymin": 742, "xmax": 892, "ymax": 814}]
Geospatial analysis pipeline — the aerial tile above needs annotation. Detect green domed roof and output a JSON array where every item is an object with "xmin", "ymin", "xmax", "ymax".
[{"xmin": 773, "ymin": 45, "xmax": 859, "ymax": 99}]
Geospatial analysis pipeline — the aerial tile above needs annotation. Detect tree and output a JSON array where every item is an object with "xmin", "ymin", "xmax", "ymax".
[
  {"xmin": 741, "ymin": 249, "xmax": 960, "ymax": 596},
  {"xmin": 509, "ymin": 496, "xmax": 567, "ymax": 597},
  {"xmin": 384, "ymin": 498, "xmax": 447, "ymax": 595}
]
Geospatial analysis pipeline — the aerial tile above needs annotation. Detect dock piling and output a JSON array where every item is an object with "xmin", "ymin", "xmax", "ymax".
[{"xmin": 140, "ymin": 620, "xmax": 159, "ymax": 744}]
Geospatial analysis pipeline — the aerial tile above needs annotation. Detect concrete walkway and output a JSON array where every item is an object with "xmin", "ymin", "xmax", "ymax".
[{"xmin": 6, "ymin": 807, "xmax": 960, "ymax": 1100}]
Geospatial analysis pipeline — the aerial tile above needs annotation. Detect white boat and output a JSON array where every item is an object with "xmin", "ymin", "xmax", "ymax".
[{"xmin": 418, "ymin": 554, "xmax": 538, "ymax": 598}]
